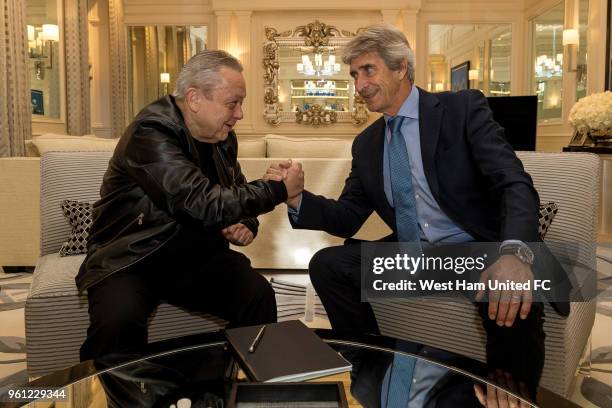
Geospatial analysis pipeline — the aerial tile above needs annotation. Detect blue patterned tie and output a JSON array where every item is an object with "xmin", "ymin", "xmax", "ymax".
[
  {"xmin": 387, "ymin": 116, "xmax": 420, "ymax": 242},
  {"xmin": 383, "ymin": 354, "xmax": 417, "ymax": 407}
]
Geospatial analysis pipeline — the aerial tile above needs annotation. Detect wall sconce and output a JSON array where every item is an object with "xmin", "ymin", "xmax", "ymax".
[
  {"xmin": 468, "ymin": 69, "xmax": 479, "ymax": 81},
  {"xmin": 160, "ymin": 72, "xmax": 170, "ymax": 94},
  {"xmin": 41, "ymin": 24, "xmax": 59, "ymax": 68},
  {"xmin": 30, "ymin": 24, "xmax": 59, "ymax": 80},
  {"xmin": 435, "ymin": 82, "xmax": 444, "ymax": 92},
  {"xmin": 562, "ymin": 28, "xmax": 579, "ymax": 72}
]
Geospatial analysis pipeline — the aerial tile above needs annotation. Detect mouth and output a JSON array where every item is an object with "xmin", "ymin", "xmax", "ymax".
[
  {"xmin": 359, "ymin": 88, "xmax": 378, "ymax": 100},
  {"xmin": 224, "ymin": 123, "xmax": 235, "ymax": 131}
]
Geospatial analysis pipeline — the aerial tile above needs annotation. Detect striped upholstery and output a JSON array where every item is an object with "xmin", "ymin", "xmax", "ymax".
[
  {"xmin": 26, "ymin": 152, "xmax": 226, "ymax": 377},
  {"xmin": 40, "ymin": 152, "xmax": 110, "ymax": 255},
  {"xmin": 371, "ymin": 152, "xmax": 600, "ymax": 397}
]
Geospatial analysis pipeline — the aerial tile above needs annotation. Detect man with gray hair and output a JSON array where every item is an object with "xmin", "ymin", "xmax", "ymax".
[
  {"xmin": 78, "ymin": 50, "xmax": 304, "ymax": 361},
  {"xmin": 267, "ymin": 24, "xmax": 568, "ymax": 399}
]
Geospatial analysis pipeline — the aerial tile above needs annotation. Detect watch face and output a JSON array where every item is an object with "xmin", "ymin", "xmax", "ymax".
[{"xmin": 517, "ymin": 246, "xmax": 534, "ymax": 264}]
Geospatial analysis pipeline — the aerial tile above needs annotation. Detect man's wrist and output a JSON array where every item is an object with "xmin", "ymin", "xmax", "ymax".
[
  {"xmin": 287, "ymin": 193, "xmax": 303, "ymax": 212},
  {"xmin": 499, "ymin": 240, "xmax": 534, "ymax": 265}
]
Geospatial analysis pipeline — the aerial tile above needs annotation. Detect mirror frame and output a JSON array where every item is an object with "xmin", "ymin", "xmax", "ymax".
[
  {"xmin": 263, "ymin": 20, "xmax": 369, "ymax": 126},
  {"xmin": 29, "ymin": 0, "xmax": 67, "ymax": 128}
]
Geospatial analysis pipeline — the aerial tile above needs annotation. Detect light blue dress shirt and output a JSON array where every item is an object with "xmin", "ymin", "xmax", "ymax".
[{"xmin": 383, "ymin": 86, "xmax": 474, "ymax": 244}]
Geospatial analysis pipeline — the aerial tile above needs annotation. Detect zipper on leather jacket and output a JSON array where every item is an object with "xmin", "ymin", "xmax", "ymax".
[{"xmin": 103, "ymin": 212, "xmax": 145, "ymax": 245}]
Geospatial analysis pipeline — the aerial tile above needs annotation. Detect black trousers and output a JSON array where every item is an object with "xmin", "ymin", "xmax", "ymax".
[
  {"xmin": 80, "ymin": 241, "xmax": 277, "ymax": 362},
  {"xmin": 309, "ymin": 243, "xmax": 545, "ymax": 392}
]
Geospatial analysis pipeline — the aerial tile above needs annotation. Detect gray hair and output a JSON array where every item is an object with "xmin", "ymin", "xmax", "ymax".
[
  {"xmin": 342, "ymin": 24, "xmax": 415, "ymax": 83},
  {"xmin": 173, "ymin": 50, "xmax": 243, "ymax": 100}
]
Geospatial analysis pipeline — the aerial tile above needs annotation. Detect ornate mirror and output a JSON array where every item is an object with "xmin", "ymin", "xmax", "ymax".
[{"xmin": 263, "ymin": 20, "xmax": 368, "ymax": 126}]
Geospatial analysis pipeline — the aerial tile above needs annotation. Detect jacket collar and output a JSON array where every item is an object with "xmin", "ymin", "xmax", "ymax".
[{"xmin": 417, "ymin": 87, "xmax": 444, "ymax": 201}]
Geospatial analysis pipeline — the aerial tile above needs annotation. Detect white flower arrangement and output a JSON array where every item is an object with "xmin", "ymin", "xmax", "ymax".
[{"xmin": 568, "ymin": 91, "xmax": 612, "ymax": 136}]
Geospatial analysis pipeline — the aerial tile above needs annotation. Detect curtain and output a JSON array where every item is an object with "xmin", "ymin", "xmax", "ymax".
[
  {"xmin": 0, "ymin": 0, "xmax": 30, "ymax": 157},
  {"xmin": 65, "ymin": 0, "xmax": 91, "ymax": 135},
  {"xmin": 109, "ymin": 0, "xmax": 128, "ymax": 138}
]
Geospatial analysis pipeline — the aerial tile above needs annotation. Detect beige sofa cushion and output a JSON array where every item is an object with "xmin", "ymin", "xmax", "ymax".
[
  {"xmin": 30, "ymin": 134, "xmax": 119, "ymax": 155},
  {"xmin": 265, "ymin": 134, "xmax": 352, "ymax": 158},
  {"xmin": 237, "ymin": 138, "xmax": 266, "ymax": 157}
]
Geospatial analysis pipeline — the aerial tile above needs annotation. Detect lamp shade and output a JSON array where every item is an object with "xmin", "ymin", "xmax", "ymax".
[
  {"xmin": 468, "ymin": 69, "xmax": 479, "ymax": 81},
  {"xmin": 160, "ymin": 72, "xmax": 170, "ymax": 83},
  {"xmin": 42, "ymin": 24, "xmax": 59, "ymax": 42},
  {"xmin": 27, "ymin": 25, "xmax": 35, "ymax": 41},
  {"xmin": 562, "ymin": 29, "xmax": 579, "ymax": 46}
]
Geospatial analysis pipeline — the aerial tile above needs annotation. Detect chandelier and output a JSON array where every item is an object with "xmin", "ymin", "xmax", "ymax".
[
  {"xmin": 535, "ymin": 54, "xmax": 563, "ymax": 78},
  {"xmin": 297, "ymin": 53, "xmax": 341, "ymax": 76}
]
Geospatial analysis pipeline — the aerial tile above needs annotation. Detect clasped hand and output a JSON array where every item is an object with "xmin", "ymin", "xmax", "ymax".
[
  {"xmin": 262, "ymin": 159, "xmax": 304, "ymax": 209},
  {"xmin": 476, "ymin": 255, "xmax": 534, "ymax": 327},
  {"xmin": 221, "ymin": 223, "xmax": 254, "ymax": 246}
]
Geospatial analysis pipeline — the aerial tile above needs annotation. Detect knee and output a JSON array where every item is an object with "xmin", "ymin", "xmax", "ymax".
[
  {"xmin": 239, "ymin": 274, "xmax": 277, "ymax": 324},
  {"xmin": 246, "ymin": 272, "xmax": 276, "ymax": 305},
  {"xmin": 309, "ymin": 247, "xmax": 336, "ymax": 283}
]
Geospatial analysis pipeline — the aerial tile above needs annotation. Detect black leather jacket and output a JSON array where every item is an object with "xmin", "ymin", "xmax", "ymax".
[{"xmin": 76, "ymin": 96, "xmax": 287, "ymax": 292}]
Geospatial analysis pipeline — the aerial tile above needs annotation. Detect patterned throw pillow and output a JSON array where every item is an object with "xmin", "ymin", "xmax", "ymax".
[
  {"xmin": 538, "ymin": 202, "xmax": 558, "ymax": 240},
  {"xmin": 54, "ymin": 199, "xmax": 557, "ymax": 255},
  {"xmin": 59, "ymin": 200, "xmax": 93, "ymax": 256}
]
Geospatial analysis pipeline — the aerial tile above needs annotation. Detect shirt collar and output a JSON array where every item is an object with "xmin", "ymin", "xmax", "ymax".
[{"xmin": 384, "ymin": 84, "xmax": 419, "ymax": 124}]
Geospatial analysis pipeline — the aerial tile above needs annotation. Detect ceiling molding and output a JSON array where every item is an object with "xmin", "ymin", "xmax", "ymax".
[{"xmin": 211, "ymin": 0, "xmax": 421, "ymax": 12}]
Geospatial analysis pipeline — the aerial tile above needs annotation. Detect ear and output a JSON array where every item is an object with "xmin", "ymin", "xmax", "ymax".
[
  {"xmin": 397, "ymin": 59, "xmax": 408, "ymax": 80},
  {"xmin": 185, "ymin": 87, "xmax": 201, "ymax": 113}
]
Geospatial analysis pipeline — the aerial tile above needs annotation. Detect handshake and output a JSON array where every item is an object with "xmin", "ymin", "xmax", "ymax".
[{"xmin": 263, "ymin": 160, "xmax": 304, "ymax": 209}]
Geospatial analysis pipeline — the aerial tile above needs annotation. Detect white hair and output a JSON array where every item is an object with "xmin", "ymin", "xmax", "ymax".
[
  {"xmin": 342, "ymin": 24, "xmax": 415, "ymax": 83},
  {"xmin": 173, "ymin": 50, "xmax": 243, "ymax": 100}
]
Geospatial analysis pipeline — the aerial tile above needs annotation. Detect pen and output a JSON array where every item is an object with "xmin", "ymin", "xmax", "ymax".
[{"xmin": 248, "ymin": 324, "xmax": 266, "ymax": 353}]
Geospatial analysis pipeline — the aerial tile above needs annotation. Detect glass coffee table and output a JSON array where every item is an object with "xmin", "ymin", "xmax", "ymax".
[{"xmin": 0, "ymin": 329, "xmax": 578, "ymax": 408}]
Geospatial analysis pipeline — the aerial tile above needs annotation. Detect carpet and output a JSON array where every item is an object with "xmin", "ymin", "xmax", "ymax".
[{"xmin": 0, "ymin": 271, "xmax": 30, "ymax": 390}]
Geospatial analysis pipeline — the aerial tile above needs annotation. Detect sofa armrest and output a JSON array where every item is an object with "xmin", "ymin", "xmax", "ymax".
[{"xmin": 0, "ymin": 157, "xmax": 40, "ymax": 266}]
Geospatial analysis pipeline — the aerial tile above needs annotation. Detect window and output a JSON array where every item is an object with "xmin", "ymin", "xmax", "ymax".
[
  {"xmin": 576, "ymin": 0, "xmax": 589, "ymax": 101},
  {"xmin": 531, "ymin": 2, "xmax": 565, "ymax": 121}
]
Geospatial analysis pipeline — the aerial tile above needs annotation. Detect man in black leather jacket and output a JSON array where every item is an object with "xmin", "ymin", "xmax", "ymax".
[{"xmin": 77, "ymin": 50, "xmax": 304, "ymax": 361}]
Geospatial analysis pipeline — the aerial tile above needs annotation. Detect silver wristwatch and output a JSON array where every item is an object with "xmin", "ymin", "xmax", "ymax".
[{"xmin": 499, "ymin": 242, "xmax": 535, "ymax": 265}]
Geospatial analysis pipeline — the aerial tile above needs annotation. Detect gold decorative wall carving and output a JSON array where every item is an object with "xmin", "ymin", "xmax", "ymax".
[{"xmin": 263, "ymin": 20, "xmax": 368, "ymax": 126}]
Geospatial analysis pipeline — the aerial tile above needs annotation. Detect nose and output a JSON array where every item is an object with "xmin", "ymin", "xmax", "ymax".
[
  {"xmin": 355, "ymin": 76, "xmax": 367, "ymax": 95},
  {"xmin": 234, "ymin": 103, "xmax": 244, "ymax": 120}
]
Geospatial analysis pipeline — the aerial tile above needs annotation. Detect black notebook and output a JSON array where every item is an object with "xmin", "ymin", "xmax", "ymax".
[{"xmin": 224, "ymin": 320, "xmax": 352, "ymax": 382}]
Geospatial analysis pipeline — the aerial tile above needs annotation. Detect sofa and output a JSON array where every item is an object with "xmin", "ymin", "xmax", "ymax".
[{"xmin": 2, "ymin": 134, "xmax": 599, "ymax": 398}]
